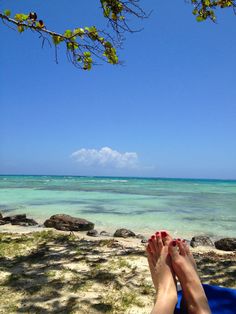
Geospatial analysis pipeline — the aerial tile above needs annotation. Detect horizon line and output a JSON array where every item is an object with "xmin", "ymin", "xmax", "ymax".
[{"xmin": 0, "ymin": 174, "xmax": 235, "ymax": 181}]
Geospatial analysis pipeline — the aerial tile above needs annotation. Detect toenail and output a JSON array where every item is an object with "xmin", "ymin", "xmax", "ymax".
[
  {"xmin": 172, "ymin": 240, "xmax": 177, "ymax": 247},
  {"xmin": 151, "ymin": 235, "xmax": 155, "ymax": 240},
  {"xmin": 177, "ymin": 238, "xmax": 181, "ymax": 241},
  {"xmin": 161, "ymin": 231, "xmax": 167, "ymax": 237},
  {"xmin": 155, "ymin": 231, "xmax": 159, "ymax": 235},
  {"xmin": 182, "ymin": 239, "xmax": 186, "ymax": 243},
  {"xmin": 148, "ymin": 238, "xmax": 152, "ymax": 243}
]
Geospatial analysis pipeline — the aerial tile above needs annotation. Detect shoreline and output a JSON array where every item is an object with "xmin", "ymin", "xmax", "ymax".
[{"xmin": 0, "ymin": 222, "xmax": 231, "ymax": 242}]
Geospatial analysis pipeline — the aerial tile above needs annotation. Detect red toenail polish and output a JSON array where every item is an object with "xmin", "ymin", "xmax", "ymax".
[
  {"xmin": 172, "ymin": 240, "xmax": 177, "ymax": 247},
  {"xmin": 182, "ymin": 239, "xmax": 186, "ymax": 243},
  {"xmin": 177, "ymin": 238, "xmax": 181, "ymax": 241},
  {"xmin": 161, "ymin": 231, "xmax": 167, "ymax": 237},
  {"xmin": 151, "ymin": 235, "xmax": 155, "ymax": 239},
  {"xmin": 148, "ymin": 238, "xmax": 152, "ymax": 242},
  {"xmin": 155, "ymin": 231, "xmax": 159, "ymax": 235}
]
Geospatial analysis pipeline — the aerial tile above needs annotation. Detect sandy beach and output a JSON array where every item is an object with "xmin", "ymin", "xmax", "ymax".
[{"xmin": 0, "ymin": 227, "xmax": 235, "ymax": 314}]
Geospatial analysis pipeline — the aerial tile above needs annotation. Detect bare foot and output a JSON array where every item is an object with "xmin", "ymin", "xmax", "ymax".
[
  {"xmin": 181, "ymin": 239, "xmax": 197, "ymax": 271},
  {"xmin": 169, "ymin": 239, "xmax": 211, "ymax": 314},
  {"xmin": 146, "ymin": 231, "xmax": 177, "ymax": 314}
]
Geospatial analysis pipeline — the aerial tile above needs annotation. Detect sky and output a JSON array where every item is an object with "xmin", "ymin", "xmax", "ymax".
[{"xmin": 1, "ymin": 0, "xmax": 236, "ymax": 179}]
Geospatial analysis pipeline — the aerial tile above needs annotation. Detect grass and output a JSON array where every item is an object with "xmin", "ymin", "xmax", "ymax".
[
  {"xmin": 107, "ymin": 257, "xmax": 133, "ymax": 271},
  {"xmin": 98, "ymin": 290, "xmax": 145, "ymax": 313},
  {"xmin": 139, "ymin": 281, "xmax": 155, "ymax": 295},
  {"xmin": 0, "ymin": 230, "xmax": 234, "ymax": 313}
]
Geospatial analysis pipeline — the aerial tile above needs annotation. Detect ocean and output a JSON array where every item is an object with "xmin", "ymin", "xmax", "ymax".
[{"xmin": 0, "ymin": 175, "xmax": 235, "ymax": 239}]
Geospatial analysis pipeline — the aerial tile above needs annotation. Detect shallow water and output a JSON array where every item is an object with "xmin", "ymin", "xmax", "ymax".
[{"xmin": 0, "ymin": 175, "xmax": 236, "ymax": 239}]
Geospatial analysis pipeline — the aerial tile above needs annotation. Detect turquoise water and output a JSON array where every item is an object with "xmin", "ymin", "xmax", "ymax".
[{"xmin": 0, "ymin": 175, "xmax": 236, "ymax": 239}]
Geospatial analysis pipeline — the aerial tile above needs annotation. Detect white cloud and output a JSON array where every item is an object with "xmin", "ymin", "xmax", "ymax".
[{"xmin": 71, "ymin": 147, "xmax": 138, "ymax": 169}]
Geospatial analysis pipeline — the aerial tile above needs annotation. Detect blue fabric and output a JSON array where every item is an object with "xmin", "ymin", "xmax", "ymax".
[{"xmin": 175, "ymin": 284, "xmax": 236, "ymax": 314}]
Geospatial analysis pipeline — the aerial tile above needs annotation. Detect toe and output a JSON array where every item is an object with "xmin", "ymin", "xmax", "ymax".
[
  {"xmin": 168, "ymin": 240, "xmax": 179, "ymax": 260},
  {"xmin": 156, "ymin": 233, "xmax": 163, "ymax": 250},
  {"xmin": 177, "ymin": 239, "xmax": 186, "ymax": 256},
  {"xmin": 182, "ymin": 239, "xmax": 190, "ymax": 254},
  {"xmin": 148, "ymin": 237, "xmax": 156, "ymax": 253},
  {"xmin": 152, "ymin": 234, "xmax": 159, "ymax": 252},
  {"xmin": 147, "ymin": 244, "xmax": 156, "ymax": 266},
  {"xmin": 161, "ymin": 230, "xmax": 172, "ymax": 246}
]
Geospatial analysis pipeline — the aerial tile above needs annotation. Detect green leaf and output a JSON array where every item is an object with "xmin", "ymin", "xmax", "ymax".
[
  {"xmin": 4, "ymin": 9, "xmax": 11, "ymax": 17},
  {"xmin": 204, "ymin": 0, "xmax": 211, "ymax": 6},
  {"xmin": 17, "ymin": 25, "xmax": 24, "ymax": 33},
  {"xmin": 15, "ymin": 13, "xmax": 29, "ymax": 22},
  {"xmin": 192, "ymin": 8, "xmax": 198, "ymax": 15},
  {"xmin": 64, "ymin": 30, "xmax": 72, "ymax": 38},
  {"xmin": 196, "ymin": 15, "xmax": 205, "ymax": 22},
  {"xmin": 74, "ymin": 28, "xmax": 85, "ymax": 37},
  {"xmin": 83, "ymin": 63, "xmax": 92, "ymax": 70},
  {"xmin": 83, "ymin": 51, "xmax": 91, "ymax": 57},
  {"xmin": 104, "ymin": 41, "xmax": 112, "ymax": 48},
  {"xmin": 103, "ymin": 7, "xmax": 111, "ymax": 18},
  {"xmin": 52, "ymin": 35, "xmax": 62, "ymax": 45},
  {"xmin": 112, "ymin": 13, "xmax": 117, "ymax": 21}
]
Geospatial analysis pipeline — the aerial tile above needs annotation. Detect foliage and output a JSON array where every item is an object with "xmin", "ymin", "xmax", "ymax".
[
  {"xmin": 191, "ymin": 0, "xmax": 236, "ymax": 22},
  {"xmin": 0, "ymin": 0, "xmax": 235, "ymax": 70}
]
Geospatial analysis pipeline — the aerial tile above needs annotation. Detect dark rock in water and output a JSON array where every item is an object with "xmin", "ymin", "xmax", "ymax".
[
  {"xmin": 11, "ymin": 218, "xmax": 38, "ymax": 226},
  {"xmin": 87, "ymin": 229, "xmax": 98, "ymax": 237},
  {"xmin": 0, "ymin": 220, "xmax": 8, "ymax": 225},
  {"xmin": 3, "ymin": 214, "xmax": 27, "ymax": 223},
  {"xmin": 2, "ymin": 214, "xmax": 38, "ymax": 226},
  {"xmin": 0, "ymin": 212, "xmax": 2, "ymax": 219},
  {"xmin": 44, "ymin": 214, "xmax": 94, "ymax": 231},
  {"xmin": 100, "ymin": 231, "xmax": 111, "ymax": 237},
  {"xmin": 190, "ymin": 236, "xmax": 214, "ymax": 248},
  {"xmin": 215, "ymin": 238, "xmax": 236, "ymax": 251},
  {"xmin": 114, "ymin": 228, "xmax": 136, "ymax": 238}
]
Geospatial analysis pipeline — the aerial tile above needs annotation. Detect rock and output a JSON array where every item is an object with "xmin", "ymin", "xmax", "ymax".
[
  {"xmin": 136, "ymin": 234, "xmax": 146, "ymax": 240},
  {"xmin": 2, "ymin": 214, "xmax": 38, "ymax": 226},
  {"xmin": 190, "ymin": 236, "xmax": 214, "ymax": 248},
  {"xmin": 44, "ymin": 214, "xmax": 94, "ymax": 231},
  {"xmin": 3, "ymin": 214, "xmax": 27, "ymax": 223},
  {"xmin": 0, "ymin": 212, "xmax": 2, "ymax": 219},
  {"xmin": 0, "ymin": 220, "xmax": 8, "ymax": 225},
  {"xmin": 100, "ymin": 231, "xmax": 111, "ymax": 237},
  {"xmin": 11, "ymin": 218, "xmax": 38, "ymax": 226},
  {"xmin": 113, "ymin": 228, "xmax": 136, "ymax": 238},
  {"xmin": 141, "ymin": 239, "xmax": 148, "ymax": 244},
  {"xmin": 214, "ymin": 238, "xmax": 236, "ymax": 251},
  {"xmin": 87, "ymin": 229, "xmax": 98, "ymax": 237}
]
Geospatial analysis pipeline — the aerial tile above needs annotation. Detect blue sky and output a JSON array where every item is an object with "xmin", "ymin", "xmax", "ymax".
[{"xmin": 1, "ymin": 0, "xmax": 236, "ymax": 179}]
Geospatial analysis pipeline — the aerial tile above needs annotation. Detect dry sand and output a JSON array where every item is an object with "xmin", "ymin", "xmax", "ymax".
[{"xmin": 0, "ymin": 227, "xmax": 235, "ymax": 314}]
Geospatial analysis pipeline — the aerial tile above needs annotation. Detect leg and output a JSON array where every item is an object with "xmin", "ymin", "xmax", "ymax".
[
  {"xmin": 146, "ymin": 231, "xmax": 177, "ymax": 314},
  {"xmin": 169, "ymin": 239, "xmax": 211, "ymax": 314}
]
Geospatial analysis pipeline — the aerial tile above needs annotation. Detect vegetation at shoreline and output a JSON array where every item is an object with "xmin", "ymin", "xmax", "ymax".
[{"xmin": 0, "ymin": 230, "xmax": 235, "ymax": 313}]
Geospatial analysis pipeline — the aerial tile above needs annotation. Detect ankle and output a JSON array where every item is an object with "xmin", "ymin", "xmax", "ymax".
[
  {"xmin": 188, "ymin": 303, "xmax": 211, "ymax": 314},
  {"xmin": 157, "ymin": 287, "xmax": 178, "ymax": 305},
  {"xmin": 183, "ymin": 285, "xmax": 210, "ymax": 314}
]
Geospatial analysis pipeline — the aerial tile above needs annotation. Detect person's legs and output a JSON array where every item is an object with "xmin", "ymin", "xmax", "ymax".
[
  {"xmin": 169, "ymin": 239, "xmax": 211, "ymax": 314},
  {"xmin": 146, "ymin": 231, "xmax": 177, "ymax": 314}
]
